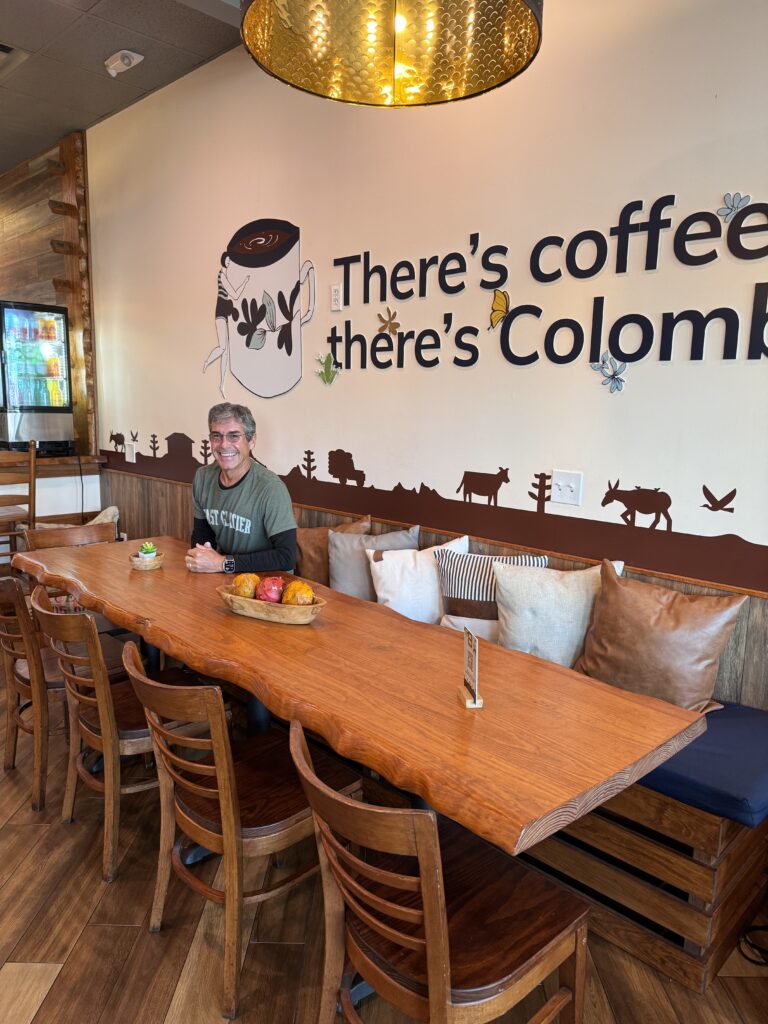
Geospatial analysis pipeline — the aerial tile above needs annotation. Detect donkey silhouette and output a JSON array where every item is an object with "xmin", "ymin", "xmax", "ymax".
[
  {"xmin": 456, "ymin": 467, "xmax": 510, "ymax": 506},
  {"xmin": 602, "ymin": 480, "xmax": 672, "ymax": 530},
  {"xmin": 109, "ymin": 430, "xmax": 125, "ymax": 452}
]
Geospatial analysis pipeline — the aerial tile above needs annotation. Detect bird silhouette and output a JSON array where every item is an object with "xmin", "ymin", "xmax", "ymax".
[{"xmin": 701, "ymin": 485, "xmax": 736, "ymax": 512}]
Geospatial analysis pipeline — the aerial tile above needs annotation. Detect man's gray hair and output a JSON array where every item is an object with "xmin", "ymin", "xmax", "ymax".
[{"xmin": 208, "ymin": 403, "xmax": 256, "ymax": 439}]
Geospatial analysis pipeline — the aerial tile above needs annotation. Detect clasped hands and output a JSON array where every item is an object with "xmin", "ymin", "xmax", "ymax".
[{"xmin": 185, "ymin": 541, "xmax": 226, "ymax": 573}]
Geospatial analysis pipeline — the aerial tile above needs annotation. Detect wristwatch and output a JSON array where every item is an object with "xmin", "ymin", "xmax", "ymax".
[{"xmin": 223, "ymin": 557, "xmax": 236, "ymax": 574}]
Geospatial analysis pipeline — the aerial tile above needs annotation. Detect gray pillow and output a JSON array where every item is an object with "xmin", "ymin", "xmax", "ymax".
[{"xmin": 329, "ymin": 525, "xmax": 420, "ymax": 600}]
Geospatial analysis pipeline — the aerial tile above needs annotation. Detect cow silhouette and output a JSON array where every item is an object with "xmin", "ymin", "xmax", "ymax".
[
  {"xmin": 602, "ymin": 480, "xmax": 672, "ymax": 530},
  {"xmin": 109, "ymin": 430, "xmax": 125, "ymax": 452},
  {"xmin": 456, "ymin": 467, "xmax": 510, "ymax": 505}
]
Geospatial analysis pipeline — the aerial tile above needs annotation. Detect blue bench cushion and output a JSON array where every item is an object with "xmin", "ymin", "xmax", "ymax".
[{"xmin": 640, "ymin": 703, "xmax": 768, "ymax": 828}]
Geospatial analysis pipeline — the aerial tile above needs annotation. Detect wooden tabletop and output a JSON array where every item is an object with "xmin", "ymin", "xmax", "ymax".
[{"xmin": 14, "ymin": 536, "xmax": 706, "ymax": 856}]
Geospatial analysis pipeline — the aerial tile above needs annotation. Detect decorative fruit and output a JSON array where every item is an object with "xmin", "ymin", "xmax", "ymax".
[
  {"xmin": 256, "ymin": 576, "xmax": 285, "ymax": 603},
  {"xmin": 232, "ymin": 573, "xmax": 261, "ymax": 598},
  {"xmin": 282, "ymin": 580, "xmax": 315, "ymax": 606}
]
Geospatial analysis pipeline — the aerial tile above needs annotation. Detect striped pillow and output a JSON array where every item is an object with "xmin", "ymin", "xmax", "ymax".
[{"xmin": 434, "ymin": 549, "xmax": 548, "ymax": 619}]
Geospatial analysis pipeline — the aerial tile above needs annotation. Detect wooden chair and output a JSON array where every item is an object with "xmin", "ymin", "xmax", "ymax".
[
  {"xmin": 0, "ymin": 441, "xmax": 36, "ymax": 567},
  {"xmin": 23, "ymin": 521, "xmax": 117, "ymax": 550},
  {"xmin": 0, "ymin": 575, "xmax": 66, "ymax": 811},
  {"xmin": 289, "ymin": 719, "xmax": 590, "ymax": 1024},
  {"xmin": 23, "ymin": 522, "xmax": 124, "ymax": 634},
  {"xmin": 122, "ymin": 641, "xmax": 362, "ymax": 1020},
  {"xmin": 29, "ymin": 585, "xmax": 192, "ymax": 881}
]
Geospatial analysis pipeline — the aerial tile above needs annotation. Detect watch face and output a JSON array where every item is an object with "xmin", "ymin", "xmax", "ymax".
[{"xmin": 224, "ymin": 558, "xmax": 236, "ymax": 574}]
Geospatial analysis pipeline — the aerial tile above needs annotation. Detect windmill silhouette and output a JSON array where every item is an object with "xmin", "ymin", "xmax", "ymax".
[{"xmin": 701, "ymin": 485, "xmax": 736, "ymax": 513}]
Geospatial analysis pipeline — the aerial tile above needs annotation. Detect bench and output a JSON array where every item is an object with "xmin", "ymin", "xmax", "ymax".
[{"xmin": 293, "ymin": 505, "xmax": 768, "ymax": 992}]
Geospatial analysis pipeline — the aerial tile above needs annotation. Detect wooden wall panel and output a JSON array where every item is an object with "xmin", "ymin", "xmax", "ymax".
[{"xmin": 100, "ymin": 471, "xmax": 768, "ymax": 711}]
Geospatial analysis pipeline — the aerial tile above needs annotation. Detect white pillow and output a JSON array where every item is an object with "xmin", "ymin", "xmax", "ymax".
[
  {"xmin": 493, "ymin": 561, "xmax": 624, "ymax": 667},
  {"xmin": 367, "ymin": 536, "xmax": 470, "ymax": 624},
  {"xmin": 440, "ymin": 614, "xmax": 499, "ymax": 643}
]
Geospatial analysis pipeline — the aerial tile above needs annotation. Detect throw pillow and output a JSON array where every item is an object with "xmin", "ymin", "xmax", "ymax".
[
  {"xmin": 573, "ymin": 560, "xmax": 746, "ymax": 713},
  {"xmin": 329, "ymin": 525, "xmax": 420, "ymax": 600},
  {"xmin": 434, "ymin": 548, "xmax": 548, "ymax": 619},
  {"xmin": 367, "ymin": 536, "xmax": 470, "ymax": 624},
  {"xmin": 494, "ymin": 560, "xmax": 624, "ymax": 667},
  {"xmin": 440, "ymin": 614, "xmax": 500, "ymax": 643},
  {"xmin": 296, "ymin": 516, "xmax": 371, "ymax": 585}
]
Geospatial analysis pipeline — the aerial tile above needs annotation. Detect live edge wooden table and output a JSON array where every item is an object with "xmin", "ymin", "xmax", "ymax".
[{"xmin": 13, "ymin": 536, "xmax": 706, "ymax": 857}]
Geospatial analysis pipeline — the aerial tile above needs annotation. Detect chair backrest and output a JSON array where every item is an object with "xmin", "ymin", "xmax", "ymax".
[
  {"xmin": 0, "ymin": 441, "xmax": 37, "ymax": 533},
  {"xmin": 0, "ymin": 576, "xmax": 47, "ymax": 703},
  {"xmin": 29, "ymin": 584, "xmax": 117, "ymax": 751},
  {"xmin": 288, "ymin": 719, "xmax": 452, "ymax": 1011},
  {"xmin": 121, "ymin": 641, "xmax": 239, "ymax": 845},
  {"xmin": 23, "ymin": 521, "xmax": 117, "ymax": 551}
]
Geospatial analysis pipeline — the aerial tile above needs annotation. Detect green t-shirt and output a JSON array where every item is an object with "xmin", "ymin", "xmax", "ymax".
[{"xmin": 192, "ymin": 461, "xmax": 296, "ymax": 555}]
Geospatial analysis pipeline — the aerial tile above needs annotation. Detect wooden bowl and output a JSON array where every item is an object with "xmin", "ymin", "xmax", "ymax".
[
  {"xmin": 129, "ymin": 551, "xmax": 165, "ymax": 571},
  {"xmin": 217, "ymin": 585, "xmax": 325, "ymax": 625}
]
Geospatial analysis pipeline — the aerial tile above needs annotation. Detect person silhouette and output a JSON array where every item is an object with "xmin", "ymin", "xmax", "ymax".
[{"xmin": 203, "ymin": 254, "xmax": 249, "ymax": 396}]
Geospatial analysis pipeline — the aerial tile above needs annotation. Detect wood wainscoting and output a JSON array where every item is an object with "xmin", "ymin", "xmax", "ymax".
[{"xmin": 100, "ymin": 470, "xmax": 192, "ymax": 543}]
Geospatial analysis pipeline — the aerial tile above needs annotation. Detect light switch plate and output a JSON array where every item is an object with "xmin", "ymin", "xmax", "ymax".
[
  {"xmin": 551, "ymin": 469, "xmax": 583, "ymax": 506},
  {"xmin": 330, "ymin": 283, "xmax": 342, "ymax": 311}
]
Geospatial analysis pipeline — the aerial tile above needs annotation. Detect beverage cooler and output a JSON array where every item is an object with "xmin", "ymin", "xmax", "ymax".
[{"xmin": 0, "ymin": 301, "xmax": 75, "ymax": 455}]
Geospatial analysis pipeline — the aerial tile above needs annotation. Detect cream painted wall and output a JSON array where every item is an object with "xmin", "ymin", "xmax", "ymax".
[{"xmin": 87, "ymin": 0, "xmax": 768, "ymax": 546}]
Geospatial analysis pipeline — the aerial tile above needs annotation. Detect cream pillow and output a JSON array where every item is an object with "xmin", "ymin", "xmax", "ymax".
[
  {"xmin": 440, "ymin": 614, "xmax": 500, "ymax": 643},
  {"xmin": 367, "ymin": 536, "xmax": 470, "ymax": 624},
  {"xmin": 493, "ymin": 561, "xmax": 624, "ymax": 667}
]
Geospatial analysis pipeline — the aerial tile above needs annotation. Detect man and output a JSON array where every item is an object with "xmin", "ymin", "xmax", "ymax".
[{"xmin": 187, "ymin": 402, "xmax": 296, "ymax": 574}]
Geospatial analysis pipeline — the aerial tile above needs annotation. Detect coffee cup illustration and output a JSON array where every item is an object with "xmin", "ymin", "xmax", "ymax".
[{"xmin": 204, "ymin": 218, "xmax": 315, "ymax": 399}]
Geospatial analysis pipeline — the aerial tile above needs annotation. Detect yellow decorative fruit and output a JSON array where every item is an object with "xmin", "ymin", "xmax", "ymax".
[
  {"xmin": 282, "ymin": 580, "xmax": 315, "ymax": 606},
  {"xmin": 232, "ymin": 573, "xmax": 261, "ymax": 598}
]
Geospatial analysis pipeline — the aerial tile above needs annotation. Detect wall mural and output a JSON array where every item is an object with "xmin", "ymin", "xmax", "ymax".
[
  {"xmin": 103, "ymin": 192, "xmax": 767, "ymax": 594},
  {"xmin": 203, "ymin": 219, "xmax": 315, "ymax": 398}
]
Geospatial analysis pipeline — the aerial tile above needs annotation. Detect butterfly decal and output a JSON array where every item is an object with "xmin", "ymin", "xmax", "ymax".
[{"xmin": 489, "ymin": 289, "xmax": 510, "ymax": 330}]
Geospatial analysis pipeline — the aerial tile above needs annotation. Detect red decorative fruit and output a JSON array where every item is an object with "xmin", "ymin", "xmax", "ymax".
[{"xmin": 256, "ymin": 576, "xmax": 285, "ymax": 603}]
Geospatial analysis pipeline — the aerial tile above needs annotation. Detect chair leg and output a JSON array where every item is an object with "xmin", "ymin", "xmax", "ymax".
[
  {"xmin": 3, "ymin": 681, "xmax": 19, "ymax": 770},
  {"xmin": 149, "ymin": 765, "xmax": 176, "ymax": 932},
  {"xmin": 318, "ymin": 883, "xmax": 347, "ymax": 1024},
  {"xmin": 61, "ymin": 697, "xmax": 80, "ymax": 824},
  {"xmin": 558, "ymin": 923, "xmax": 588, "ymax": 1024},
  {"xmin": 221, "ymin": 847, "xmax": 244, "ymax": 1020},
  {"xmin": 102, "ymin": 744, "xmax": 121, "ymax": 882},
  {"xmin": 30, "ymin": 696, "xmax": 49, "ymax": 812}
]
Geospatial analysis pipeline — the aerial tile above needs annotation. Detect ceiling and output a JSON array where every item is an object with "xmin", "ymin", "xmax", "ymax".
[{"xmin": 0, "ymin": 0, "xmax": 243, "ymax": 176}]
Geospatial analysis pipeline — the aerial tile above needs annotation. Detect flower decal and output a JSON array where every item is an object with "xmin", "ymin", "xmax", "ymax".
[
  {"xmin": 717, "ymin": 192, "xmax": 751, "ymax": 223},
  {"xmin": 590, "ymin": 351, "xmax": 627, "ymax": 393},
  {"xmin": 237, "ymin": 296, "xmax": 267, "ymax": 350},
  {"xmin": 377, "ymin": 307, "xmax": 400, "ymax": 336}
]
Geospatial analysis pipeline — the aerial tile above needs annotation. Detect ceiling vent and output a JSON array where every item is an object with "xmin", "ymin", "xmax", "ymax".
[{"xmin": 0, "ymin": 43, "xmax": 30, "ymax": 85}]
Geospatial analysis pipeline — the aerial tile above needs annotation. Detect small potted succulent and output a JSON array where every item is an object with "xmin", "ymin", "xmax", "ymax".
[{"xmin": 137, "ymin": 541, "xmax": 158, "ymax": 560}]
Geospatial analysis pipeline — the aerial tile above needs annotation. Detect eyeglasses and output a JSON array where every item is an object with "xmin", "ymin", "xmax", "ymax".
[{"xmin": 209, "ymin": 431, "xmax": 245, "ymax": 444}]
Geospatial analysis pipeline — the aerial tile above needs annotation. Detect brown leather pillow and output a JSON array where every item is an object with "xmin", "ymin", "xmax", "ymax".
[
  {"xmin": 296, "ymin": 517, "xmax": 371, "ymax": 586},
  {"xmin": 573, "ymin": 560, "xmax": 746, "ymax": 713}
]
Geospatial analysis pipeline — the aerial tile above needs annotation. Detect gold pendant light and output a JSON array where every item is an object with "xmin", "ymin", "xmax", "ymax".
[{"xmin": 241, "ymin": 1, "xmax": 543, "ymax": 107}]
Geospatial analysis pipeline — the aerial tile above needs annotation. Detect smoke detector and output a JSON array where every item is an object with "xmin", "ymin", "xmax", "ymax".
[{"xmin": 104, "ymin": 50, "xmax": 144, "ymax": 77}]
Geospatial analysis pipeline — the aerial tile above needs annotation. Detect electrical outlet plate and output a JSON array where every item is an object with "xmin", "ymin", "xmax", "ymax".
[
  {"xmin": 551, "ymin": 469, "xmax": 583, "ymax": 506},
  {"xmin": 330, "ymin": 282, "xmax": 342, "ymax": 312}
]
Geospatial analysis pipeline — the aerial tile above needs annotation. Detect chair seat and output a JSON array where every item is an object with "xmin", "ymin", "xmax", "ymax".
[
  {"xmin": 641, "ymin": 702, "xmax": 768, "ymax": 827},
  {"xmin": 178, "ymin": 727, "xmax": 360, "ymax": 838},
  {"xmin": 350, "ymin": 819, "xmax": 588, "ymax": 999},
  {"xmin": 78, "ymin": 679, "xmax": 151, "ymax": 739},
  {"xmin": 15, "ymin": 633, "xmax": 128, "ymax": 689}
]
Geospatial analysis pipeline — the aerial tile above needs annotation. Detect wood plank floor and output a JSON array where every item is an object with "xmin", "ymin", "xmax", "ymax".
[{"xmin": 1, "ymin": 693, "xmax": 766, "ymax": 1024}]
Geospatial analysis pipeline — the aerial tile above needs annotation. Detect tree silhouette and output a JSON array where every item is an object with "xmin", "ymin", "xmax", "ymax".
[
  {"xmin": 302, "ymin": 449, "xmax": 316, "ymax": 480},
  {"xmin": 149, "ymin": 433, "xmax": 159, "ymax": 458},
  {"xmin": 200, "ymin": 438, "xmax": 212, "ymax": 465},
  {"xmin": 528, "ymin": 472, "xmax": 551, "ymax": 514}
]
